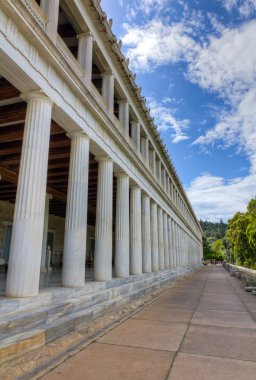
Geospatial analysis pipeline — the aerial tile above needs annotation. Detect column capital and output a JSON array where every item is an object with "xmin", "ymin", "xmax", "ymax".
[
  {"xmin": 115, "ymin": 171, "xmax": 129, "ymax": 179},
  {"xmin": 118, "ymin": 99, "xmax": 129, "ymax": 105},
  {"xmin": 77, "ymin": 31, "xmax": 94, "ymax": 40},
  {"xmin": 21, "ymin": 90, "xmax": 54, "ymax": 107},
  {"xmin": 130, "ymin": 183, "xmax": 140, "ymax": 190},
  {"xmin": 66, "ymin": 131, "xmax": 89, "ymax": 140},
  {"xmin": 95, "ymin": 154, "xmax": 113, "ymax": 163},
  {"xmin": 101, "ymin": 70, "xmax": 114, "ymax": 78}
]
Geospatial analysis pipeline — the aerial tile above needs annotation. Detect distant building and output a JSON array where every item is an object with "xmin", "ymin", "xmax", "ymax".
[{"xmin": 0, "ymin": 0, "xmax": 202, "ymax": 299}]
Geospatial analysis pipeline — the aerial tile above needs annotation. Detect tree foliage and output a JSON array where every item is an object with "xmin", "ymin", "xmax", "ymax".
[{"xmin": 226, "ymin": 198, "xmax": 256, "ymax": 269}]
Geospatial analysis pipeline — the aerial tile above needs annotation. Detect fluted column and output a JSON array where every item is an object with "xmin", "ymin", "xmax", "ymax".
[
  {"xmin": 130, "ymin": 186, "xmax": 142, "ymax": 275},
  {"xmin": 173, "ymin": 221, "xmax": 178, "ymax": 268},
  {"xmin": 141, "ymin": 136, "xmax": 149, "ymax": 164},
  {"xmin": 40, "ymin": 0, "xmax": 59, "ymax": 43},
  {"xmin": 115, "ymin": 173, "xmax": 129, "ymax": 278},
  {"xmin": 6, "ymin": 91, "xmax": 53, "ymax": 297},
  {"xmin": 41, "ymin": 193, "xmax": 52, "ymax": 271},
  {"xmin": 118, "ymin": 100, "xmax": 129, "ymax": 134},
  {"xmin": 158, "ymin": 207, "xmax": 164, "ymax": 270},
  {"xmin": 142, "ymin": 193, "xmax": 151, "ymax": 273},
  {"xmin": 77, "ymin": 32, "xmax": 93, "ymax": 83},
  {"xmin": 150, "ymin": 201, "xmax": 159, "ymax": 272},
  {"xmin": 102, "ymin": 72, "xmax": 114, "ymax": 114},
  {"xmin": 94, "ymin": 157, "xmax": 113, "ymax": 281},
  {"xmin": 62, "ymin": 132, "xmax": 89, "ymax": 287},
  {"xmin": 168, "ymin": 217, "xmax": 173, "ymax": 268},
  {"xmin": 163, "ymin": 212, "xmax": 169, "ymax": 269}
]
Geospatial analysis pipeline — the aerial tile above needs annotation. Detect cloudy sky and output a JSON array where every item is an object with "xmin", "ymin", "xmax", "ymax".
[{"xmin": 101, "ymin": 0, "xmax": 256, "ymax": 222}]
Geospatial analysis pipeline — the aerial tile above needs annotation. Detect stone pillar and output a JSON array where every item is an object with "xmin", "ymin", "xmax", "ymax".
[
  {"xmin": 163, "ymin": 212, "xmax": 169, "ymax": 269},
  {"xmin": 94, "ymin": 157, "xmax": 113, "ymax": 281},
  {"xmin": 6, "ymin": 91, "xmax": 53, "ymax": 297},
  {"xmin": 130, "ymin": 186, "xmax": 142, "ymax": 275},
  {"xmin": 41, "ymin": 193, "xmax": 52, "ymax": 271},
  {"xmin": 173, "ymin": 222, "xmax": 178, "ymax": 268},
  {"xmin": 168, "ymin": 217, "xmax": 173, "ymax": 268},
  {"xmin": 118, "ymin": 100, "xmax": 129, "ymax": 134},
  {"xmin": 62, "ymin": 132, "xmax": 89, "ymax": 287},
  {"xmin": 115, "ymin": 173, "xmax": 129, "ymax": 278},
  {"xmin": 40, "ymin": 0, "xmax": 59, "ymax": 43},
  {"xmin": 158, "ymin": 207, "xmax": 164, "ymax": 270},
  {"xmin": 141, "ymin": 136, "xmax": 149, "ymax": 164},
  {"xmin": 102, "ymin": 72, "xmax": 114, "ymax": 114},
  {"xmin": 142, "ymin": 193, "xmax": 151, "ymax": 273},
  {"xmin": 131, "ymin": 121, "xmax": 140, "ymax": 152},
  {"xmin": 151, "ymin": 201, "xmax": 159, "ymax": 272},
  {"xmin": 77, "ymin": 32, "xmax": 93, "ymax": 83}
]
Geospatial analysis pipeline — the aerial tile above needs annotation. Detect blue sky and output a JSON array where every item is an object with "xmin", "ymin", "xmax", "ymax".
[{"xmin": 101, "ymin": 0, "xmax": 256, "ymax": 222}]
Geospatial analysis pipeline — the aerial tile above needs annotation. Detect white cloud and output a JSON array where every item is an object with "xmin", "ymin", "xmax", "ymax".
[
  {"xmin": 186, "ymin": 172, "xmax": 256, "ymax": 222},
  {"xmin": 147, "ymin": 98, "xmax": 190, "ymax": 143},
  {"xmin": 220, "ymin": 0, "xmax": 256, "ymax": 17},
  {"xmin": 122, "ymin": 19, "xmax": 197, "ymax": 71}
]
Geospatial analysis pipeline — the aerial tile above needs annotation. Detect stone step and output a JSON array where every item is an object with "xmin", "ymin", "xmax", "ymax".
[{"xmin": 0, "ymin": 267, "xmax": 197, "ymax": 365}]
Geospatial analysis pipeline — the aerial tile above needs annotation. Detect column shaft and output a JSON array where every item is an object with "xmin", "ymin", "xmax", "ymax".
[
  {"xmin": 163, "ymin": 212, "xmax": 169, "ymax": 269},
  {"xmin": 41, "ymin": 193, "xmax": 52, "ymax": 270},
  {"xmin": 142, "ymin": 193, "xmax": 151, "ymax": 273},
  {"xmin": 150, "ymin": 201, "xmax": 159, "ymax": 271},
  {"xmin": 77, "ymin": 32, "xmax": 93, "ymax": 82},
  {"xmin": 158, "ymin": 208, "xmax": 165, "ymax": 270},
  {"xmin": 6, "ymin": 92, "xmax": 53, "ymax": 297},
  {"xmin": 102, "ymin": 72, "xmax": 114, "ymax": 114},
  {"xmin": 62, "ymin": 133, "xmax": 89, "ymax": 287},
  {"xmin": 118, "ymin": 100, "xmax": 129, "ymax": 133},
  {"xmin": 94, "ymin": 158, "xmax": 113, "ymax": 281},
  {"xmin": 115, "ymin": 174, "xmax": 129, "ymax": 278},
  {"xmin": 168, "ymin": 217, "xmax": 173, "ymax": 268},
  {"xmin": 40, "ymin": 0, "xmax": 59, "ymax": 43},
  {"xmin": 130, "ymin": 186, "xmax": 142, "ymax": 275}
]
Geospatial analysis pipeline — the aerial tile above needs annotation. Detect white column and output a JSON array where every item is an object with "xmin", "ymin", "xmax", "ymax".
[
  {"xmin": 130, "ymin": 186, "xmax": 142, "ymax": 275},
  {"xmin": 158, "ymin": 207, "xmax": 164, "ymax": 270},
  {"xmin": 163, "ymin": 212, "xmax": 169, "ymax": 269},
  {"xmin": 62, "ymin": 132, "xmax": 89, "ymax": 287},
  {"xmin": 168, "ymin": 217, "xmax": 173, "ymax": 268},
  {"xmin": 141, "ymin": 136, "xmax": 149, "ymax": 164},
  {"xmin": 6, "ymin": 91, "xmax": 53, "ymax": 297},
  {"xmin": 115, "ymin": 173, "xmax": 129, "ymax": 278},
  {"xmin": 102, "ymin": 72, "xmax": 114, "ymax": 114},
  {"xmin": 94, "ymin": 157, "xmax": 113, "ymax": 281},
  {"xmin": 151, "ymin": 201, "xmax": 159, "ymax": 272},
  {"xmin": 142, "ymin": 193, "xmax": 151, "ymax": 273},
  {"xmin": 41, "ymin": 193, "xmax": 52, "ymax": 271},
  {"xmin": 131, "ymin": 121, "xmax": 140, "ymax": 152},
  {"xmin": 118, "ymin": 100, "xmax": 129, "ymax": 134},
  {"xmin": 40, "ymin": 0, "xmax": 59, "ymax": 43},
  {"xmin": 174, "ymin": 222, "xmax": 178, "ymax": 268},
  {"xmin": 77, "ymin": 32, "xmax": 93, "ymax": 83}
]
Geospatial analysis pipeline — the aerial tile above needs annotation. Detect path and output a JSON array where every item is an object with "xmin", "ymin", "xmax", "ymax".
[{"xmin": 42, "ymin": 266, "xmax": 256, "ymax": 380}]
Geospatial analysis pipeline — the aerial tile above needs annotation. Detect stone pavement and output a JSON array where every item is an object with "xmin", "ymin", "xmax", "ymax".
[{"xmin": 42, "ymin": 266, "xmax": 256, "ymax": 380}]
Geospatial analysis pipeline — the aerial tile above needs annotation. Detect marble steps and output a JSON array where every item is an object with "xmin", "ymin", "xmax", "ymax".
[{"xmin": 0, "ymin": 267, "xmax": 194, "ymax": 365}]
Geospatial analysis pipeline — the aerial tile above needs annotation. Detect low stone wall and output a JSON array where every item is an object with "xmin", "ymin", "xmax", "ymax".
[{"xmin": 223, "ymin": 262, "xmax": 256, "ymax": 288}]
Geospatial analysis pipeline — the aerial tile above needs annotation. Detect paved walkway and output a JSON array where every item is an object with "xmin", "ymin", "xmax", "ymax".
[{"xmin": 42, "ymin": 266, "xmax": 256, "ymax": 380}]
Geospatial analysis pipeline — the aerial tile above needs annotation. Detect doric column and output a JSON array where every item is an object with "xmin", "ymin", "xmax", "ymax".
[
  {"xmin": 118, "ymin": 100, "xmax": 129, "ymax": 134},
  {"xmin": 130, "ymin": 186, "xmax": 142, "ymax": 275},
  {"xmin": 115, "ymin": 173, "xmax": 129, "ymax": 278},
  {"xmin": 77, "ymin": 32, "xmax": 93, "ymax": 83},
  {"xmin": 158, "ymin": 207, "xmax": 165, "ymax": 270},
  {"xmin": 41, "ymin": 193, "xmax": 52, "ymax": 271},
  {"xmin": 163, "ymin": 212, "xmax": 169, "ymax": 269},
  {"xmin": 94, "ymin": 157, "xmax": 113, "ymax": 281},
  {"xmin": 173, "ymin": 221, "xmax": 178, "ymax": 268},
  {"xmin": 150, "ymin": 201, "xmax": 159, "ymax": 272},
  {"xmin": 142, "ymin": 193, "xmax": 151, "ymax": 273},
  {"xmin": 168, "ymin": 217, "xmax": 173, "ymax": 268},
  {"xmin": 102, "ymin": 72, "xmax": 114, "ymax": 114},
  {"xmin": 62, "ymin": 132, "xmax": 89, "ymax": 287},
  {"xmin": 131, "ymin": 121, "xmax": 140, "ymax": 152},
  {"xmin": 40, "ymin": 0, "xmax": 59, "ymax": 43},
  {"xmin": 6, "ymin": 91, "xmax": 53, "ymax": 297}
]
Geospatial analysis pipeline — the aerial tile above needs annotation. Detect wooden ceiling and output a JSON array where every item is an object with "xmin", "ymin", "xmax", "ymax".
[{"xmin": 0, "ymin": 77, "xmax": 118, "ymax": 226}]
